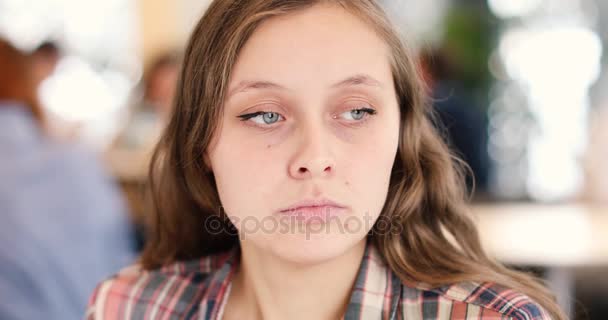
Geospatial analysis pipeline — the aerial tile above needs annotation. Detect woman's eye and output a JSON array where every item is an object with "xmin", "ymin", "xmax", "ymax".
[
  {"xmin": 338, "ymin": 107, "xmax": 377, "ymax": 121},
  {"xmin": 238, "ymin": 111, "xmax": 284, "ymax": 125},
  {"xmin": 237, "ymin": 107, "xmax": 376, "ymax": 127}
]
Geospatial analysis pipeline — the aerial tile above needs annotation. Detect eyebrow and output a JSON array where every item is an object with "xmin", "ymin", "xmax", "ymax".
[
  {"xmin": 227, "ymin": 80, "xmax": 287, "ymax": 99},
  {"xmin": 226, "ymin": 73, "xmax": 384, "ymax": 99},
  {"xmin": 330, "ymin": 74, "xmax": 383, "ymax": 89}
]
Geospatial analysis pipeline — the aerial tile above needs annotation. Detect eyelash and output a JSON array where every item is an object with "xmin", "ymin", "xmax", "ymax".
[{"xmin": 237, "ymin": 107, "xmax": 377, "ymax": 128}]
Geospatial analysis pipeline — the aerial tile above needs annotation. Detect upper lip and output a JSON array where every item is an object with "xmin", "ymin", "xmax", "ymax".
[{"xmin": 279, "ymin": 197, "xmax": 347, "ymax": 212}]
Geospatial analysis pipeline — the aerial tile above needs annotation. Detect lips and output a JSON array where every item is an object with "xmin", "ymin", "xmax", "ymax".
[
  {"xmin": 279, "ymin": 197, "xmax": 347, "ymax": 213},
  {"xmin": 277, "ymin": 198, "xmax": 348, "ymax": 224}
]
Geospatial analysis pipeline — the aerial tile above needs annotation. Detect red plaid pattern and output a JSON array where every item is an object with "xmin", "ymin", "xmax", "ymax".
[{"xmin": 86, "ymin": 240, "xmax": 552, "ymax": 319}]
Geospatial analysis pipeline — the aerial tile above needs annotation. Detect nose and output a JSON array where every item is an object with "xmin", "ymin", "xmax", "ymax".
[{"xmin": 288, "ymin": 123, "xmax": 336, "ymax": 180}]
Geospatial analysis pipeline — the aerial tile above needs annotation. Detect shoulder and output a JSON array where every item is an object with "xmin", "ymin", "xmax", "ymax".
[
  {"xmin": 406, "ymin": 281, "xmax": 553, "ymax": 320},
  {"xmin": 85, "ymin": 251, "xmax": 233, "ymax": 320}
]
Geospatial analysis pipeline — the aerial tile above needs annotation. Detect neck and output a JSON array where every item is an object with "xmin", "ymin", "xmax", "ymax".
[{"xmin": 225, "ymin": 238, "xmax": 367, "ymax": 320}]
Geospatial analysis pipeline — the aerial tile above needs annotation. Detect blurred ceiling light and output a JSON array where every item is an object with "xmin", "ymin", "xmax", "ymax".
[
  {"xmin": 499, "ymin": 26, "xmax": 602, "ymax": 90},
  {"xmin": 488, "ymin": 0, "xmax": 543, "ymax": 18},
  {"xmin": 39, "ymin": 56, "xmax": 131, "ymax": 123},
  {"xmin": 0, "ymin": 0, "xmax": 59, "ymax": 51},
  {"xmin": 0, "ymin": 0, "xmax": 138, "ymax": 68}
]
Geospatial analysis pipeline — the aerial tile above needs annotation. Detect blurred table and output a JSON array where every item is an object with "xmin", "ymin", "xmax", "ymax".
[
  {"xmin": 471, "ymin": 203, "xmax": 608, "ymax": 317},
  {"xmin": 471, "ymin": 203, "xmax": 608, "ymax": 267}
]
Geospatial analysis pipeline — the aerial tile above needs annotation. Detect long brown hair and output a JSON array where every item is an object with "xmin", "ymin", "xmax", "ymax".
[
  {"xmin": 141, "ymin": 1, "xmax": 565, "ymax": 319},
  {"xmin": 0, "ymin": 39, "xmax": 45, "ymax": 126}
]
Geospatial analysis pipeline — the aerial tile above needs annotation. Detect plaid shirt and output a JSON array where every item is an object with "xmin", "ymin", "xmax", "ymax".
[{"xmin": 86, "ymin": 240, "xmax": 551, "ymax": 320}]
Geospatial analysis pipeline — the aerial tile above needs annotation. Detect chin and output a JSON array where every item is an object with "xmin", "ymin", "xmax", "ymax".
[{"xmin": 264, "ymin": 227, "xmax": 368, "ymax": 266}]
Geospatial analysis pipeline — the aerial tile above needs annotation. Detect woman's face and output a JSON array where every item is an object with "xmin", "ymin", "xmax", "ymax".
[{"xmin": 206, "ymin": 3, "xmax": 400, "ymax": 264}]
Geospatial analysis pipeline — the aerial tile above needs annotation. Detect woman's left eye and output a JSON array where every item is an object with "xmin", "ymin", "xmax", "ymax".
[
  {"xmin": 238, "ymin": 111, "xmax": 285, "ymax": 125},
  {"xmin": 338, "ymin": 107, "xmax": 377, "ymax": 122}
]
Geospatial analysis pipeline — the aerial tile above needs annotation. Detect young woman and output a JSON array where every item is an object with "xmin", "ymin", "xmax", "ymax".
[{"xmin": 86, "ymin": 1, "xmax": 565, "ymax": 319}]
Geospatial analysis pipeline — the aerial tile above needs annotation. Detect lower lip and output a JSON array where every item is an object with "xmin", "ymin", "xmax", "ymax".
[{"xmin": 278, "ymin": 206, "xmax": 347, "ymax": 223}]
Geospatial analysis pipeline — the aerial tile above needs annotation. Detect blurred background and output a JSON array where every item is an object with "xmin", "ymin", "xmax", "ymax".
[{"xmin": 0, "ymin": 0, "xmax": 606, "ymax": 319}]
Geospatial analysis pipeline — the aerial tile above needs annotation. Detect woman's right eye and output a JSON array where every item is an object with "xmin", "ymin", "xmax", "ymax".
[{"xmin": 237, "ymin": 111, "xmax": 285, "ymax": 126}]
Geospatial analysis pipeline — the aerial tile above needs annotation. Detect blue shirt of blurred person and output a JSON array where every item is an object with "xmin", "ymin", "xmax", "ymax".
[{"xmin": 0, "ymin": 102, "xmax": 137, "ymax": 319}]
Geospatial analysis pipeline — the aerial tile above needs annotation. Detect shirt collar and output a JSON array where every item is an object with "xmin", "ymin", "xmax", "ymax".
[
  {"xmin": 198, "ymin": 238, "xmax": 403, "ymax": 320},
  {"xmin": 344, "ymin": 240, "xmax": 403, "ymax": 320}
]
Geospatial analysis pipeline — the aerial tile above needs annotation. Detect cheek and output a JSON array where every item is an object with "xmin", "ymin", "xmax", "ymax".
[
  {"xmin": 349, "ymin": 148, "xmax": 395, "ymax": 204},
  {"xmin": 346, "ymin": 119, "xmax": 399, "ymax": 216},
  {"xmin": 209, "ymin": 131, "xmax": 281, "ymax": 220}
]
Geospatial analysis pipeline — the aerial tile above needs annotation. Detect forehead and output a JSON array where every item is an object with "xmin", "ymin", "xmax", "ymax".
[{"xmin": 230, "ymin": 3, "xmax": 392, "ymax": 90}]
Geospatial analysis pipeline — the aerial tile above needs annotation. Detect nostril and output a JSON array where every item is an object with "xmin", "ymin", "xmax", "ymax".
[{"xmin": 298, "ymin": 167, "xmax": 307, "ymax": 173}]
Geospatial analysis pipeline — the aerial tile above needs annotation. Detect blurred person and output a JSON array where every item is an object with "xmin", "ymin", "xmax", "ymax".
[
  {"xmin": 0, "ymin": 39, "xmax": 136, "ymax": 320},
  {"xmin": 112, "ymin": 52, "xmax": 181, "ymax": 152},
  {"xmin": 420, "ymin": 47, "xmax": 491, "ymax": 196},
  {"xmin": 143, "ymin": 52, "xmax": 181, "ymax": 119},
  {"xmin": 104, "ymin": 52, "xmax": 181, "ymax": 184},
  {"xmin": 87, "ymin": 1, "xmax": 565, "ymax": 320}
]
